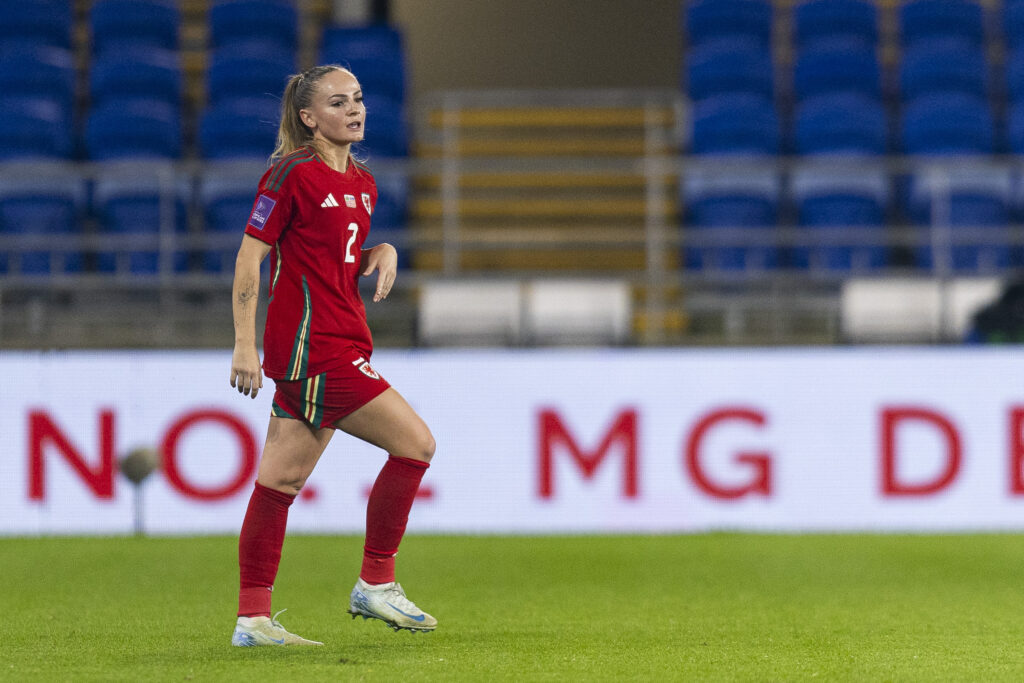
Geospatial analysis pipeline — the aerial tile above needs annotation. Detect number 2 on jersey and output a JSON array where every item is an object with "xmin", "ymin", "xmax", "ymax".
[{"xmin": 344, "ymin": 222, "xmax": 359, "ymax": 263}]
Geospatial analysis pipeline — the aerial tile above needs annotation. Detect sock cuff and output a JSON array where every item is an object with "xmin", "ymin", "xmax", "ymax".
[
  {"xmin": 254, "ymin": 481, "xmax": 297, "ymax": 507},
  {"xmin": 387, "ymin": 454, "xmax": 430, "ymax": 471}
]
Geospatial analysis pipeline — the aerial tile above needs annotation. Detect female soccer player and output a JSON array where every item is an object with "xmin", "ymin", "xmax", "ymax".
[{"xmin": 227, "ymin": 65, "xmax": 437, "ymax": 647}]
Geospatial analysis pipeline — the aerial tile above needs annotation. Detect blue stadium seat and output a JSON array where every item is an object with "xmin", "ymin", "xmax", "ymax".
[
  {"xmin": 1006, "ymin": 100, "xmax": 1024, "ymax": 152},
  {"xmin": 0, "ymin": 0, "xmax": 73, "ymax": 51},
  {"xmin": 793, "ymin": 39, "xmax": 881, "ymax": 101},
  {"xmin": 901, "ymin": 92, "xmax": 994, "ymax": 154},
  {"xmin": 686, "ymin": 0, "xmax": 773, "ymax": 50},
  {"xmin": 93, "ymin": 173, "xmax": 189, "ymax": 275},
  {"xmin": 90, "ymin": 48, "xmax": 182, "ymax": 110},
  {"xmin": 794, "ymin": 0, "xmax": 877, "ymax": 50},
  {"xmin": 320, "ymin": 25, "xmax": 407, "ymax": 102},
  {"xmin": 85, "ymin": 99, "xmax": 182, "ymax": 160},
  {"xmin": 686, "ymin": 37, "xmax": 773, "ymax": 102},
  {"xmin": 795, "ymin": 93, "xmax": 887, "ymax": 155},
  {"xmin": 0, "ymin": 177, "xmax": 85, "ymax": 275},
  {"xmin": 90, "ymin": 0, "xmax": 180, "ymax": 55},
  {"xmin": 1006, "ymin": 0, "xmax": 1024, "ymax": 51},
  {"xmin": 209, "ymin": 0, "xmax": 298, "ymax": 52},
  {"xmin": 909, "ymin": 168, "xmax": 1012, "ymax": 271},
  {"xmin": 206, "ymin": 44, "xmax": 296, "ymax": 105},
  {"xmin": 371, "ymin": 170, "xmax": 410, "ymax": 230},
  {"xmin": 199, "ymin": 97, "xmax": 279, "ymax": 160},
  {"xmin": 900, "ymin": 37, "xmax": 988, "ymax": 101},
  {"xmin": 360, "ymin": 94, "xmax": 408, "ymax": 157},
  {"xmin": 792, "ymin": 168, "xmax": 888, "ymax": 270},
  {"xmin": 200, "ymin": 176, "xmax": 256, "ymax": 273},
  {"xmin": 691, "ymin": 94, "xmax": 779, "ymax": 155},
  {"xmin": 684, "ymin": 172, "xmax": 780, "ymax": 271},
  {"xmin": 1006, "ymin": 47, "xmax": 1024, "ymax": 103},
  {"xmin": 0, "ymin": 46, "xmax": 76, "ymax": 116},
  {"xmin": 0, "ymin": 99, "xmax": 73, "ymax": 160},
  {"xmin": 900, "ymin": 0, "xmax": 985, "ymax": 50}
]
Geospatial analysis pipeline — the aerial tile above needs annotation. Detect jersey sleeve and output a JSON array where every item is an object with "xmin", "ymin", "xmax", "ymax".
[{"xmin": 243, "ymin": 170, "xmax": 294, "ymax": 245}]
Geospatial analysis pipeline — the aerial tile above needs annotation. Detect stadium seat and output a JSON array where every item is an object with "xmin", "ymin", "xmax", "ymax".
[
  {"xmin": 85, "ymin": 99, "xmax": 182, "ymax": 160},
  {"xmin": 686, "ymin": 0, "xmax": 773, "ymax": 50},
  {"xmin": 0, "ymin": 46, "xmax": 76, "ymax": 116},
  {"xmin": 200, "ymin": 176, "xmax": 256, "ymax": 272},
  {"xmin": 908, "ymin": 167, "xmax": 1012, "ymax": 271},
  {"xmin": 691, "ymin": 94, "xmax": 779, "ymax": 155},
  {"xmin": 792, "ymin": 168, "xmax": 888, "ymax": 270},
  {"xmin": 0, "ymin": 177, "xmax": 85, "ymax": 275},
  {"xmin": 795, "ymin": 93, "xmax": 887, "ymax": 155},
  {"xmin": 370, "ymin": 169, "xmax": 410, "ymax": 244},
  {"xmin": 899, "ymin": 0, "xmax": 985, "ymax": 50},
  {"xmin": 360, "ymin": 94, "xmax": 409, "ymax": 157},
  {"xmin": 684, "ymin": 171, "xmax": 779, "ymax": 271},
  {"xmin": 794, "ymin": 0, "xmax": 877, "ymax": 51},
  {"xmin": 793, "ymin": 39, "xmax": 882, "ymax": 101},
  {"xmin": 1006, "ymin": 100, "xmax": 1024, "ymax": 152},
  {"xmin": 206, "ymin": 44, "xmax": 296, "ymax": 105},
  {"xmin": 93, "ymin": 172, "xmax": 189, "ymax": 275},
  {"xmin": 0, "ymin": 0, "xmax": 73, "ymax": 51},
  {"xmin": 209, "ymin": 0, "xmax": 298, "ymax": 52},
  {"xmin": 686, "ymin": 37, "xmax": 774, "ymax": 102},
  {"xmin": 199, "ymin": 97, "xmax": 279, "ymax": 160},
  {"xmin": 320, "ymin": 25, "xmax": 407, "ymax": 102},
  {"xmin": 1005, "ymin": 0, "xmax": 1024, "ymax": 51},
  {"xmin": 901, "ymin": 92, "xmax": 994, "ymax": 155},
  {"xmin": 90, "ymin": 48, "xmax": 182, "ymax": 110},
  {"xmin": 90, "ymin": 0, "xmax": 180, "ymax": 55},
  {"xmin": 0, "ymin": 99, "xmax": 73, "ymax": 160},
  {"xmin": 1006, "ymin": 48, "xmax": 1024, "ymax": 103},
  {"xmin": 900, "ymin": 37, "xmax": 988, "ymax": 101}
]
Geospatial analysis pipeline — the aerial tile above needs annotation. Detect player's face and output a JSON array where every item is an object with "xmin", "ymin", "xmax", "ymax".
[{"xmin": 301, "ymin": 69, "xmax": 365, "ymax": 148}]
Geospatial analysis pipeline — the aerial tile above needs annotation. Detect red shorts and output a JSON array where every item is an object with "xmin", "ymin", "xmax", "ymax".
[{"xmin": 270, "ymin": 355, "xmax": 390, "ymax": 429}]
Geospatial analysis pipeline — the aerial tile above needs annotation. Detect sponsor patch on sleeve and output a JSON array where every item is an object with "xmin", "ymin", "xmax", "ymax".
[{"xmin": 247, "ymin": 194, "xmax": 277, "ymax": 230}]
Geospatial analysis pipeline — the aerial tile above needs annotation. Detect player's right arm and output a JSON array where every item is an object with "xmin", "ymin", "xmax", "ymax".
[{"xmin": 230, "ymin": 234, "xmax": 272, "ymax": 398}]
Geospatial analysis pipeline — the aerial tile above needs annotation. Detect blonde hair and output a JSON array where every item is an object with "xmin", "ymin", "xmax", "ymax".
[{"xmin": 271, "ymin": 64, "xmax": 352, "ymax": 162}]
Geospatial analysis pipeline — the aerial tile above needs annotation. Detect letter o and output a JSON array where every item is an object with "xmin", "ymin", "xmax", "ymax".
[{"xmin": 161, "ymin": 410, "xmax": 257, "ymax": 500}]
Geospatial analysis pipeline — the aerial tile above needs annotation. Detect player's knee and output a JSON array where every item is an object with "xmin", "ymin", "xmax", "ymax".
[
  {"xmin": 421, "ymin": 430, "xmax": 436, "ymax": 462},
  {"xmin": 400, "ymin": 428, "xmax": 435, "ymax": 463}
]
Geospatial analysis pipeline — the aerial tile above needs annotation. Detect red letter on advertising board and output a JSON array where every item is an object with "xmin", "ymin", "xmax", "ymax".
[
  {"xmin": 685, "ymin": 407, "xmax": 771, "ymax": 500},
  {"xmin": 1009, "ymin": 407, "xmax": 1024, "ymax": 494},
  {"xmin": 881, "ymin": 407, "xmax": 962, "ymax": 496},
  {"xmin": 537, "ymin": 408, "xmax": 638, "ymax": 499},
  {"xmin": 161, "ymin": 409, "xmax": 257, "ymax": 501},
  {"xmin": 28, "ymin": 410, "xmax": 116, "ymax": 500}
]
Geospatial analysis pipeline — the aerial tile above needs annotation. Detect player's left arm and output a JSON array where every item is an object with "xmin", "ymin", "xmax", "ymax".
[{"xmin": 360, "ymin": 243, "xmax": 398, "ymax": 302}]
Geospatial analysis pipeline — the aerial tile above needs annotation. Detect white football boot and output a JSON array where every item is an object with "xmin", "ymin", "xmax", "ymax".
[
  {"xmin": 348, "ymin": 578, "xmax": 437, "ymax": 632},
  {"xmin": 231, "ymin": 609, "xmax": 324, "ymax": 646}
]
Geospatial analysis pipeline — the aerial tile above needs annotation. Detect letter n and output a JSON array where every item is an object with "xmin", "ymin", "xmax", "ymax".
[
  {"xmin": 537, "ymin": 408, "xmax": 638, "ymax": 499},
  {"xmin": 28, "ymin": 410, "xmax": 115, "ymax": 500}
]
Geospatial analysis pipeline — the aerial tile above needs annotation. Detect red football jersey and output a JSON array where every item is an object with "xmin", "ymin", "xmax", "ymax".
[{"xmin": 244, "ymin": 147, "xmax": 379, "ymax": 380}]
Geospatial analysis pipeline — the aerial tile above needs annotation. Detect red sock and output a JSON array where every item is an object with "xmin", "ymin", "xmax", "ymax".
[
  {"xmin": 361, "ymin": 455, "xmax": 430, "ymax": 584},
  {"xmin": 238, "ymin": 482, "xmax": 295, "ymax": 617}
]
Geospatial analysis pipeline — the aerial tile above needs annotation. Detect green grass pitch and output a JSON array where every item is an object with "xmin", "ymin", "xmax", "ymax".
[{"xmin": 5, "ymin": 533, "xmax": 1024, "ymax": 681}]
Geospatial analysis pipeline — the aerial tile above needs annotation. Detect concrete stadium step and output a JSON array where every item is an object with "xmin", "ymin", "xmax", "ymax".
[
  {"xmin": 415, "ymin": 171, "xmax": 675, "ymax": 190},
  {"xmin": 415, "ymin": 136, "xmax": 665, "ymax": 157},
  {"xmin": 426, "ymin": 107, "xmax": 676, "ymax": 128},
  {"xmin": 412, "ymin": 197, "xmax": 674, "ymax": 219},
  {"xmin": 409, "ymin": 224, "xmax": 678, "ymax": 272}
]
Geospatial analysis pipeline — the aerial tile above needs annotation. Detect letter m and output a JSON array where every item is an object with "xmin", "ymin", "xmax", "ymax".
[
  {"xmin": 28, "ymin": 410, "xmax": 115, "ymax": 500},
  {"xmin": 537, "ymin": 408, "xmax": 638, "ymax": 499}
]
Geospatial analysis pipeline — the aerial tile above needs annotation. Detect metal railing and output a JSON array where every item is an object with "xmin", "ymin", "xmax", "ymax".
[{"xmin": 2, "ymin": 92, "xmax": 1023, "ymax": 347}]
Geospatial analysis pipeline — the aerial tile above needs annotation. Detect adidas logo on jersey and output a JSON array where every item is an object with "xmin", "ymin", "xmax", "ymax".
[{"xmin": 321, "ymin": 193, "xmax": 340, "ymax": 208}]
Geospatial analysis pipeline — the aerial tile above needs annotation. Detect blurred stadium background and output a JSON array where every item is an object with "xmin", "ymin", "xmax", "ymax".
[{"xmin": 6, "ymin": 0, "xmax": 1024, "ymax": 350}]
